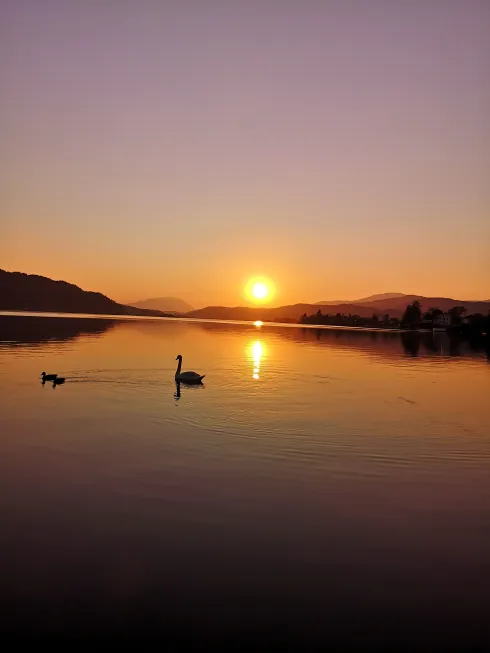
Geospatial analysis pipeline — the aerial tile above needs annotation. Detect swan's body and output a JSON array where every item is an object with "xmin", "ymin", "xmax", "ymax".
[
  {"xmin": 41, "ymin": 372, "xmax": 57, "ymax": 382},
  {"xmin": 175, "ymin": 355, "xmax": 205, "ymax": 384}
]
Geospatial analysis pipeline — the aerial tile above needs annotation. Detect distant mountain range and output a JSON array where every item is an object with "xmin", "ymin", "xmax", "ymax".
[
  {"xmin": 129, "ymin": 296, "xmax": 194, "ymax": 314},
  {"xmin": 186, "ymin": 295, "xmax": 490, "ymax": 322},
  {"xmin": 351, "ymin": 294, "xmax": 490, "ymax": 315},
  {"xmin": 2, "ymin": 270, "xmax": 488, "ymax": 323},
  {"xmin": 186, "ymin": 302, "xmax": 401, "ymax": 321},
  {"xmin": 316, "ymin": 292, "xmax": 406, "ymax": 305},
  {"xmin": 316, "ymin": 292, "xmax": 490, "ymax": 313},
  {"xmin": 0, "ymin": 270, "xmax": 169, "ymax": 317}
]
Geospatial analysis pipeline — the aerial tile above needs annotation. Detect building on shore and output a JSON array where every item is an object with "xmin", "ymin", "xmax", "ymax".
[{"xmin": 433, "ymin": 313, "xmax": 451, "ymax": 327}]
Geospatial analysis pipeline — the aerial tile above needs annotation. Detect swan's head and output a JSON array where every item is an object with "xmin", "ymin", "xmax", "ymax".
[{"xmin": 176, "ymin": 355, "xmax": 182, "ymax": 361}]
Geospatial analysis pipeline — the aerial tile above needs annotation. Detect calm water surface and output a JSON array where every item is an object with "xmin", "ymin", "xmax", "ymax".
[{"xmin": 0, "ymin": 314, "xmax": 489, "ymax": 648}]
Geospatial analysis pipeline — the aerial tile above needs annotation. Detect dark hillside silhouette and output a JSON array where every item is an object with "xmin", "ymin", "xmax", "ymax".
[
  {"xmin": 316, "ymin": 292, "xmax": 406, "ymax": 305},
  {"xmin": 185, "ymin": 302, "xmax": 403, "ymax": 322},
  {"xmin": 316, "ymin": 293, "xmax": 489, "ymax": 315},
  {"xmin": 355, "ymin": 294, "xmax": 490, "ymax": 315},
  {"xmin": 186, "ymin": 296, "xmax": 489, "ymax": 323},
  {"xmin": 0, "ymin": 270, "xmax": 169, "ymax": 317}
]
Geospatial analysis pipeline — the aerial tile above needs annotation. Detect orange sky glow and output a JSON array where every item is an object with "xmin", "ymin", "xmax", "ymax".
[{"xmin": 1, "ymin": 2, "xmax": 489, "ymax": 308}]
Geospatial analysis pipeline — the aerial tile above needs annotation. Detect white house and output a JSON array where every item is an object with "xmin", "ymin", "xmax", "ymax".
[{"xmin": 433, "ymin": 313, "xmax": 451, "ymax": 327}]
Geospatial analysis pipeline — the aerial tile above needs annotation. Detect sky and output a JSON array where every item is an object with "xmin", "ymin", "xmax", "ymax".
[{"xmin": 1, "ymin": 0, "xmax": 489, "ymax": 308}]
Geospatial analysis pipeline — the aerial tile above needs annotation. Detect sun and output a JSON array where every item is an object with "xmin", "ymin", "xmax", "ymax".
[
  {"xmin": 252, "ymin": 282, "xmax": 268, "ymax": 300},
  {"xmin": 245, "ymin": 276, "xmax": 275, "ymax": 304}
]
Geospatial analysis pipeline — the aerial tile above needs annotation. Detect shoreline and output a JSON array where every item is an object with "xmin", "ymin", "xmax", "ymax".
[{"xmin": 0, "ymin": 310, "xmax": 412, "ymax": 333}]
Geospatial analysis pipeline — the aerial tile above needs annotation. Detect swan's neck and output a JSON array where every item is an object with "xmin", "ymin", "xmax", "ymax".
[{"xmin": 176, "ymin": 358, "xmax": 182, "ymax": 376}]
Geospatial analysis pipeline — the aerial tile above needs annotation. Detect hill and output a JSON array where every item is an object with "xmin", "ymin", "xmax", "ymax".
[
  {"xmin": 357, "ymin": 294, "xmax": 490, "ymax": 315},
  {"xmin": 0, "ymin": 269, "xmax": 169, "ymax": 317},
  {"xmin": 186, "ymin": 295, "xmax": 490, "ymax": 323},
  {"xmin": 316, "ymin": 292, "xmax": 489, "ymax": 316},
  {"xmin": 185, "ymin": 302, "xmax": 404, "ymax": 322},
  {"xmin": 129, "ymin": 296, "xmax": 194, "ymax": 313},
  {"xmin": 317, "ymin": 292, "xmax": 406, "ymax": 305}
]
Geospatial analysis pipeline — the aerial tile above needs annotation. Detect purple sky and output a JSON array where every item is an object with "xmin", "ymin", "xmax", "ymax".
[{"xmin": 1, "ymin": 0, "xmax": 489, "ymax": 306}]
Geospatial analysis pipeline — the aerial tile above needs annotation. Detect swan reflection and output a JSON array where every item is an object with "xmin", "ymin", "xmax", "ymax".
[
  {"xmin": 174, "ymin": 380, "xmax": 204, "ymax": 403},
  {"xmin": 174, "ymin": 381, "xmax": 181, "ymax": 401}
]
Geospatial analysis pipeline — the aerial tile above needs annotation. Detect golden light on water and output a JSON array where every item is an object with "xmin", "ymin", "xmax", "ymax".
[
  {"xmin": 254, "ymin": 320, "xmax": 263, "ymax": 327},
  {"xmin": 250, "ymin": 340, "xmax": 265, "ymax": 380},
  {"xmin": 245, "ymin": 276, "xmax": 275, "ymax": 304}
]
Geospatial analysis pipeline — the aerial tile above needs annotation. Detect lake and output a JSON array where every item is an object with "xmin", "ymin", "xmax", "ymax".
[{"xmin": 0, "ymin": 313, "xmax": 489, "ymax": 649}]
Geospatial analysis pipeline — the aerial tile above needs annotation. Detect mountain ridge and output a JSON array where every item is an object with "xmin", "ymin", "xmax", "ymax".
[
  {"xmin": 186, "ymin": 295, "xmax": 490, "ymax": 322},
  {"xmin": 0, "ymin": 269, "xmax": 170, "ymax": 317},
  {"xmin": 2, "ymin": 270, "xmax": 488, "ymax": 323},
  {"xmin": 185, "ymin": 302, "xmax": 404, "ymax": 321},
  {"xmin": 354, "ymin": 294, "xmax": 490, "ymax": 314},
  {"xmin": 316, "ymin": 292, "xmax": 406, "ymax": 305}
]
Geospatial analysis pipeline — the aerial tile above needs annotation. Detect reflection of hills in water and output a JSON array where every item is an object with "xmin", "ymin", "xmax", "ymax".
[
  {"xmin": 0, "ymin": 315, "xmax": 116, "ymax": 347},
  {"xmin": 0, "ymin": 314, "xmax": 488, "ymax": 361},
  {"xmin": 194, "ymin": 321, "xmax": 489, "ymax": 361}
]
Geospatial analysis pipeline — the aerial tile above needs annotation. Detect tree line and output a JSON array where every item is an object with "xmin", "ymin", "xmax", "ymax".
[
  {"xmin": 300, "ymin": 300, "xmax": 489, "ymax": 336},
  {"xmin": 401, "ymin": 300, "xmax": 489, "ymax": 334},
  {"xmin": 300, "ymin": 310, "xmax": 400, "ymax": 328},
  {"xmin": 401, "ymin": 301, "xmax": 466, "ymax": 327}
]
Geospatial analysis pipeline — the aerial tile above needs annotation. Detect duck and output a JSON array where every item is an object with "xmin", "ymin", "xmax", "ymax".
[
  {"xmin": 175, "ymin": 355, "xmax": 205, "ymax": 384},
  {"xmin": 41, "ymin": 372, "xmax": 58, "ymax": 382}
]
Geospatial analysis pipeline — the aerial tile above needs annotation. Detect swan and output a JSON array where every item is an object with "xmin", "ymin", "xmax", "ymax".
[
  {"xmin": 41, "ymin": 372, "xmax": 58, "ymax": 382},
  {"xmin": 175, "ymin": 355, "xmax": 205, "ymax": 384}
]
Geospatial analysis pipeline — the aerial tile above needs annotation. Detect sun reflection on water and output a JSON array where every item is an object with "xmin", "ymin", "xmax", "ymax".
[{"xmin": 250, "ymin": 340, "xmax": 265, "ymax": 380}]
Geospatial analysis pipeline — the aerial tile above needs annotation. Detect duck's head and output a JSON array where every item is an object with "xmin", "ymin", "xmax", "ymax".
[
  {"xmin": 41, "ymin": 372, "xmax": 46, "ymax": 378},
  {"xmin": 176, "ymin": 355, "xmax": 182, "ymax": 361}
]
